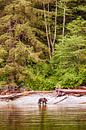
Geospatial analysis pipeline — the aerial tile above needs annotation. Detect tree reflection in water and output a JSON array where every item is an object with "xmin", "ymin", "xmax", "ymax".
[{"xmin": 0, "ymin": 105, "xmax": 86, "ymax": 130}]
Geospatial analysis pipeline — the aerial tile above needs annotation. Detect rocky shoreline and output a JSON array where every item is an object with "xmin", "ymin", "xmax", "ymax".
[{"xmin": 0, "ymin": 90, "xmax": 86, "ymax": 107}]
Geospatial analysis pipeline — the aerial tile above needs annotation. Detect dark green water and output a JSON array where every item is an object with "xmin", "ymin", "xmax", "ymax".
[{"xmin": 0, "ymin": 105, "xmax": 86, "ymax": 130}]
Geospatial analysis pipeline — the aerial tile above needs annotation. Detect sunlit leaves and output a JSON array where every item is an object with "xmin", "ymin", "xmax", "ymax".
[{"xmin": 67, "ymin": 17, "xmax": 86, "ymax": 35}]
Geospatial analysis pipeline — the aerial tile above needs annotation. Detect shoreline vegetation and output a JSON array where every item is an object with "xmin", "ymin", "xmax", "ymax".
[{"xmin": 0, "ymin": 0, "xmax": 86, "ymax": 90}]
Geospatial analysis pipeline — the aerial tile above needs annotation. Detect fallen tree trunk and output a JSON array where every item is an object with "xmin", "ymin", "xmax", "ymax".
[
  {"xmin": 0, "ymin": 91, "xmax": 53, "ymax": 101},
  {"xmin": 0, "ymin": 93, "xmax": 23, "ymax": 101},
  {"xmin": 0, "ymin": 91, "xmax": 31, "ymax": 101},
  {"xmin": 56, "ymin": 89, "xmax": 86, "ymax": 96},
  {"xmin": 54, "ymin": 96, "xmax": 67, "ymax": 104}
]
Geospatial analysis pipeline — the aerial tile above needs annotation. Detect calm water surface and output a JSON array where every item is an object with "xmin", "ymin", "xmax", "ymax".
[{"xmin": 0, "ymin": 104, "xmax": 86, "ymax": 130}]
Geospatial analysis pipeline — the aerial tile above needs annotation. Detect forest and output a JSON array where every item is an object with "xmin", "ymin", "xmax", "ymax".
[{"xmin": 0, "ymin": 0, "xmax": 86, "ymax": 90}]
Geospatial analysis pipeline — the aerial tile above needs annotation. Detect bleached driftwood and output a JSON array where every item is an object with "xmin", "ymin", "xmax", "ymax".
[{"xmin": 56, "ymin": 89, "xmax": 86, "ymax": 96}]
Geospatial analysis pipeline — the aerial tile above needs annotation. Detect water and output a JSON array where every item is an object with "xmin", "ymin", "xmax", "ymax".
[{"xmin": 0, "ymin": 104, "xmax": 86, "ymax": 130}]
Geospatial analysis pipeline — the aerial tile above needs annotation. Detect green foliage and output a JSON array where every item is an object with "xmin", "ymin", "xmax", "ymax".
[
  {"xmin": 0, "ymin": 0, "xmax": 86, "ymax": 89},
  {"xmin": 67, "ymin": 17, "xmax": 86, "ymax": 36},
  {"xmin": 25, "ymin": 75, "xmax": 55, "ymax": 90},
  {"xmin": 21, "ymin": 62, "xmax": 55, "ymax": 90},
  {"xmin": 51, "ymin": 35, "xmax": 86, "ymax": 88}
]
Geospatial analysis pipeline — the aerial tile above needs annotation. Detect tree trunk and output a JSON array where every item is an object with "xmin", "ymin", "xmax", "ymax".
[
  {"xmin": 56, "ymin": 89, "xmax": 86, "ymax": 95},
  {"xmin": 62, "ymin": 2, "xmax": 66, "ymax": 44},
  {"xmin": 52, "ymin": 0, "xmax": 57, "ymax": 55},
  {"xmin": 43, "ymin": 0, "xmax": 57, "ymax": 58},
  {"xmin": 43, "ymin": 2, "xmax": 51, "ymax": 59}
]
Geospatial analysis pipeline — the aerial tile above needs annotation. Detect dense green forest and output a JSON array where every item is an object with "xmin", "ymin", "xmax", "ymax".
[{"xmin": 0, "ymin": 0, "xmax": 86, "ymax": 90}]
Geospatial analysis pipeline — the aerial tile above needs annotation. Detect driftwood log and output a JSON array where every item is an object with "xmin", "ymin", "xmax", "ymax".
[
  {"xmin": 0, "ymin": 91, "xmax": 53, "ymax": 101},
  {"xmin": 0, "ymin": 91, "xmax": 32, "ymax": 101},
  {"xmin": 0, "ymin": 93, "xmax": 23, "ymax": 101},
  {"xmin": 56, "ymin": 89, "xmax": 86, "ymax": 96}
]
